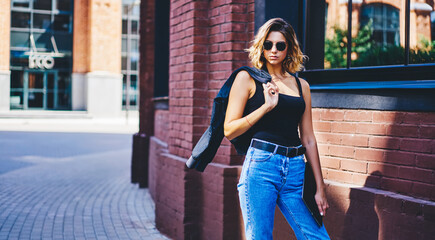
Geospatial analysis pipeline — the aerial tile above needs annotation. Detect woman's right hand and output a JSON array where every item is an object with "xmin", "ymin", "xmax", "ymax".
[{"xmin": 262, "ymin": 82, "xmax": 279, "ymax": 112}]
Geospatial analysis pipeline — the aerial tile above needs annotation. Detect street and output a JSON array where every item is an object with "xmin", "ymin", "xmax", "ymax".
[{"xmin": 0, "ymin": 131, "xmax": 168, "ymax": 240}]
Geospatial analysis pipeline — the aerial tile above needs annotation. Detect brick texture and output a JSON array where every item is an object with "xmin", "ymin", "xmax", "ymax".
[
  {"xmin": 315, "ymin": 109, "xmax": 435, "ymax": 201},
  {"xmin": 73, "ymin": 0, "xmax": 122, "ymax": 73},
  {"xmin": 148, "ymin": 1, "xmax": 254, "ymax": 239}
]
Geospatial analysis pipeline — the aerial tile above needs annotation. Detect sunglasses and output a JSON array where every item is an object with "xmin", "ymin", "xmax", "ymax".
[{"xmin": 263, "ymin": 41, "xmax": 287, "ymax": 51}]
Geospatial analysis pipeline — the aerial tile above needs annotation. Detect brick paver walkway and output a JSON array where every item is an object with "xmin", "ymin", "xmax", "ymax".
[{"xmin": 0, "ymin": 131, "xmax": 169, "ymax": 240}]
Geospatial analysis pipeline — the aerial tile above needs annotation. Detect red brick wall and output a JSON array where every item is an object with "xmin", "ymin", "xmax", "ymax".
[
  {"xmin": 314, "ymin": 109, "xmax": 435, "ymax": 201},
  {"xmin": 149, "ymin": 0, "xmax": 255, "ymax": 239}
]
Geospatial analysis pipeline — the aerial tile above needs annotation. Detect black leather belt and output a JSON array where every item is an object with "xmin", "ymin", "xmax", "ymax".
[{"xmin": 251, "ymin": 139, "xmax": 306, "ymax": 158}]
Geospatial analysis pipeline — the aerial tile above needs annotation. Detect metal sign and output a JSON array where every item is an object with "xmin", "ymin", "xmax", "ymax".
[{"xmin": 24, "ymin": 35, "xmax": 65, "ymax": 69}]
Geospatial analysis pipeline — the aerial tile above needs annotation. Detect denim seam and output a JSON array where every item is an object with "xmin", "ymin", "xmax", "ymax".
[
  {"xmin": 278, "ymin": 198, "xmax": 309, "ymax": 240},
  {"xmin": 245, "ymin": 150, "xmax": 253, "ymax": 240}
]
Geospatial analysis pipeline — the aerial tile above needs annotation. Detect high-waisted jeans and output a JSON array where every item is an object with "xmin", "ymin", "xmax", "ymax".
[{"xmin": 237, "ymin": 138, "xmax": 330, "ymax": 240}]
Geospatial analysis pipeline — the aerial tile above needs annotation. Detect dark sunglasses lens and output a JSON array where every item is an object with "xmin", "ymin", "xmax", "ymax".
[
  {"xmin": 276, "ymin": 42, "xmax": 286, "ymax": 51},
  {"xmin": 263, "ymin": 41, "xmax": 272, "ymax": 50}
]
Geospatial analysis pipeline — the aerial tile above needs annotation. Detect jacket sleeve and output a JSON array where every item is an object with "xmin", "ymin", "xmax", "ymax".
[{"xmin": 185, "ymin": 98, "xmax": 225, "ymax": 172}]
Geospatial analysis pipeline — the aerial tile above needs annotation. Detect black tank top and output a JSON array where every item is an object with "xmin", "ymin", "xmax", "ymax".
[{"xmin": 243, "ymin": 74, "xmax": 306, "ymax": 147}]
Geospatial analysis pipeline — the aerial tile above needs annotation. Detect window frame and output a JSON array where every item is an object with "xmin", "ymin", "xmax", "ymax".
[{"xmin": 301, "ymin": 0, "xmax": 435, "ymax": 89}]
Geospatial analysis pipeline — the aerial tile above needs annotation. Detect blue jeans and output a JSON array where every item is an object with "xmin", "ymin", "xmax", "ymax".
[{"xmin": 237, "ymin": 138, "xmax": 330, "ymax": 240}]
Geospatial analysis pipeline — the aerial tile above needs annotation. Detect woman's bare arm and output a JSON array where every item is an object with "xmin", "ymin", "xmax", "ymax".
[
  {"xmin": 224, "ymin": 71, "xmax": 278, "ymax": 140},
  {"xmin": 298, "ymin": 78, "xmax": 329, "ymax": 216}
]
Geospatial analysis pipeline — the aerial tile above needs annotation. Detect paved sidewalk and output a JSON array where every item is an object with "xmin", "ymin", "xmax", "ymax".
[{"xmin": 0, "ymin": 130, "xmax": 169, "ymax": 240}]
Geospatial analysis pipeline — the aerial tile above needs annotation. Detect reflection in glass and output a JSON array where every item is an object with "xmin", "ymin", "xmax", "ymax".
[
  {"xmin": 353, "ymin": 3, "xmax": 402, "ymax": 67},
  {"xmin": 361, "ymin": 4, "xmax": 400, "ymax": 46},
  {"xmin": 10, "ymin": 91, "xmax": 24, "ymax": 109},
  {"xmin": 53, "ymin": 15, "xmax": 70, "ymax": 31},
  {"xmin": 11, "ymin": 31, "xmax": 30, "ymax": 47},
  {"xmin": 11, "ymin": 11, "xmax": 30, "ymax": 28},
  {"xmin": 411, "ymin": 11, "xmax": 435, "ymax": 64},
  {"xmin": 57, "ymin": 0, "xmax": 71, "ymax": 11},
  {"xmin": 34, "ymin": 32, "xmax": 52, "ymax": 49},
  {"xmin": 34, "ymin": 0, "xmax": 52, "ymax": 10},
  {"xmin": 34, "ymin": 13, "xmax": 51, "ymax": 29},
  {"xmin": 324, "ymin": 0, "xmax": 348, "ymax": 69},
  {"xmin": 28, "ymin": 72, "xmax": 44, "ymax": 89}
]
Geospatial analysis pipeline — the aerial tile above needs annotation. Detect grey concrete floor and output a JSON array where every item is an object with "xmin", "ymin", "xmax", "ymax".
[{"xmin": 0, "ymin": 130, "xmax": 169, "ymax": 240}]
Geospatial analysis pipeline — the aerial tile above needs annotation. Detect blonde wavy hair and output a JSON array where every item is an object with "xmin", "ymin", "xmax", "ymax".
[{"xmin": 247, "ymin": 18, "xmax": 307, "ymax": 73}]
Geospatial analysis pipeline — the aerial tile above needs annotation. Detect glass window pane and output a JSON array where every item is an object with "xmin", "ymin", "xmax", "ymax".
[
  {"xmin": 28, "ymin": 92, "xmax": 43, "ymax": 108},
  {"xmin": 122, "ymin": 19, "xmax": 128, "ymax": 34},
  {"xmin": 57, "ymin": 92, "xmax": 70, "ymax": 109},
  {"xmin": 324, "ymin": 0, "xmax": 348, "ymax": 69},
  {"xmin": 131, "ymin": 39, "xmax": 138, "ymax": 53},
  {"xmin": 53, "ymin": 14, "xmax": 70, "ymax": 31},
  {"xmin": 52, "ymin": 33, "xmax": 72, "ymax": 51},
  {"xmin": 34, "ymin": 13, "xmax": 51, "ymax": 29},
  {"xmin": 122, "ymin": 56, "xmax": 127, "ymax": 70},
  {"xmin": 10, "ymin": 51, "xmax": 29, "ymax": 67},
  {"xmin": 353, "ymin": 3, "xmax": 403, "ymax": 67},
  {"xmin": 47, "ymin": 92, "xmax": 54, "ymax": 108},
  {"xmin": 10, "ymin": 91, "xmax": 24, "ymax": 109},
  {"xmin": 411, "ymin": 12, "xmax": 435, "ymax": 64},
  {"xmin": 11, "ymin": 70, "xmax": 24, "ymax": 89},
  {"xmin": 34, "ymin": 0, "xmax": 52, "ymax": 10},
  {"xmin": 131, "ymin": 20, "xmax": 138, "ymax": 34},
  {"xmin": 122, "ymin": 38, "xmax": 127, "ymax": 52},
  {"xmin": 12, "ymin": 0, "xmax": 30, "ymax": 8},
  {"xmin": 34, "ymin": 32, "xmax": 52, "ymax": 50},
  {"xmin": 58, "ymin": 72, "xmax": 70, "ymax": 91},
  {"xmin": 130, "ymin": 75, "xmax": 137, "ymax": 89},
  {"xmin": 131, "ymin": 55, "xmax": 138, "ymax": 70},
  {"xmin": 11, "ymin": 11, "xmax": 30, "ymax": 28},
  {"xmin": 10, "ymin": 31, "xmax": 30, "ymax": 47},
  {"xmin": 28, "ymin": 72, "xmax": 44, "ymax": 89},
  {"xmin": 47, "ymin": 72, "xmax": 54, "ymax": 89},
  {"xmin": 56, "ymin": 0, "xmax": 71, "ymax": 11}
]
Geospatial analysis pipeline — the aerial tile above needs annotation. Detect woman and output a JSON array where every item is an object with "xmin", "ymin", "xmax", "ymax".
[{"xmin": 223, "ymin": 18, "xmax": 330, "ymax": 239}]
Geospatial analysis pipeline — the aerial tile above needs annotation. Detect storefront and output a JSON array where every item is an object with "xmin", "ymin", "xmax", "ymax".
[
  {"xmin": 0, "ymin": 0, "xmax": 140, "ymax": 116},
  {"xmin": 9, "ymin": 0, "xmax": 73, "ymax": 110}
]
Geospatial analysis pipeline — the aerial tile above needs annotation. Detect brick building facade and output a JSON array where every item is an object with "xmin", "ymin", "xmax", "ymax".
[{"xmin": 137, "ymin": 0, "xmax": 435, "ymax": 239}]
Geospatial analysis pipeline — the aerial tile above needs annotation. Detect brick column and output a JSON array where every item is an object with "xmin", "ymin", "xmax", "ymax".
[
  {"xmin": 0, "ymin": 0, "xmax": 11, "ymax": 111},
  {"xmin": 150, "ymin": 0, "xmax": 255, "ymax": 239},
  {"xmin": 72, "ymin": 0, "xmax": 123, "ymax": 116}
]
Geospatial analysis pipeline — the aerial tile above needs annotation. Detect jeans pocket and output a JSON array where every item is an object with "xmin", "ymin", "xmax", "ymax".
[{"xmin": 250, "ymin": 148, "xmax": 273, "ymax": 162}]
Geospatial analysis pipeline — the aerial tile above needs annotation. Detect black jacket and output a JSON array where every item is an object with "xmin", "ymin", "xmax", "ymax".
[{"xmin": 186, "ymin": 66, "xmax": 272, "ymax": 172}]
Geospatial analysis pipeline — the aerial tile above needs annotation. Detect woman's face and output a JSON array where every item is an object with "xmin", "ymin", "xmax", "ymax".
[{"xmin": 263, "ymin": 31, "xmax": 288, "ymax": 65}]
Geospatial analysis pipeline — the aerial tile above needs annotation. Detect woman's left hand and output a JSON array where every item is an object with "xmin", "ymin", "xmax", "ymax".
[{"xmin": 315, "ymin": 187, "xmax": 329, "ymax": 216}]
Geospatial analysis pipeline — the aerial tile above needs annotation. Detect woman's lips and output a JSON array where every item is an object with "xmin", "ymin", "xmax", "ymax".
[{"xmin": 270, "ymin": 56, "xmax": 278, "ymax": 59}]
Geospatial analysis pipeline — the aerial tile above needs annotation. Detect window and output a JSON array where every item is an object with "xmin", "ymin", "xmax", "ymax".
[
  {"xmin": 121, "ymin": 0, "xmax": 141, "ymax": 110},
  {"xmin": 10, "ymin": 0, "xmax": 73, "ymax": 110},
  {"xmin": 300, "ymin": 0, "xmax": 435, "ymax": 111},
  {"xmin": 304, "ymin": 0, "xmax": 435, "ymax": 81},
  {"xmin": 361, "ymin": 4, "xmax": 400, "ymax": 46}
]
